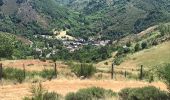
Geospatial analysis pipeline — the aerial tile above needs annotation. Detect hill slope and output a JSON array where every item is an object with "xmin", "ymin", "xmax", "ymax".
[
  {"xmin": 0, "ymin": 0, "xmax": 170, "ymax": 40},
  {"xmin": 80, "ymin": 0, "xmax": 170, "ymax": 39},
  {"xmin": 0, "ymin": 0, "xmax": 83, "ymax": 37},
  {"xmin": 119, "ymin": 41, "xmax": 170, "ymax": 68}
]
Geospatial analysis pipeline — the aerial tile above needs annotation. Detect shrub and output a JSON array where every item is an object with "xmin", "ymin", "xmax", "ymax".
[
  {"xmin": 3, "ymin": 67, "xmax": 56, "ymax": 82},
  {"xmin": 71, "ymin": 63, "xmax": 96, "ymax": 78},
  {"xmin": 65, "ymin": 93, "xmax": 76, "ymax": 100},
  {"xmin": 134, "ymin": 43, "xmax": 141, "ymax": 51},
  {"xmin": 114, "ymin": 54, "xmax": 126, "ymax": 65},
  {"xmin": 43, "ymin": 92, "xmax": 60, "ymax": 100},
  {"xmin": 160, "ymin": 63, "xmax": 170, "ymax": 92},
  {"xmin": 152, "ymin": 40, "xmax": 159, "ymax": 45},
  {"xmin": 23, "ymin": 83, "xmax": 61, "ymax": 100},
  {"xmin": 119, "ymin": 86, "xmax": 169, "ymax": 100},
  {"xmin": 3, "ymin": 67, "xmax": 25, "ymax": 83},
  {"xmin": 141, "ymin": 41, "xmax": 148, "ymax": 49},
  {"xmin": 126, "ymin": 41, "xmax": 132, "ymax": 47},
  {"xmin": 104, "ymin": 62, "xmax": 108, "ymax": 65},
  {"xmin": 39, "ymin": 69, "xmax": 56, "ymax": 80},
  {"xmin": 65, "ymin": 87, "xmax": 116, "ymax": 100}
]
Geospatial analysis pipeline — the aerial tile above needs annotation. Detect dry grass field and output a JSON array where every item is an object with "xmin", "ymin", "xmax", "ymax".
[
  {"xmin": 0, "ymin": 59, "xmax": 67, "ymax": 72},
  {"xmin": 0, "ymin": 79, "xmax": 167, "ymax": 100}
]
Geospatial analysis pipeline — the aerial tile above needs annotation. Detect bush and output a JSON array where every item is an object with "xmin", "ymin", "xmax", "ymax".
[
  {"xmin": 3, "ymin": 67, "xmax": 25, "ymax": 83},
  {"xmin": 23, "ymin": 83, "xmax": 61, "ymax": 100},
  {"xmin": 126, "ymin": 41, "xmax": 132, "ymax": 47},
  {"xmin": 141, "ymin": 41, "xmax": 148, "ymax": 49},
  {"xmin": 43, "ymin": 92, "xmax": 60, "ymax": 100},
  {"xmin": 160, "ymin": 63, "xmax": 170, "ymax": 92},
  {"xmin": 65, "ymin": 93, "xmax": 76, "ymax": 100},
  {"xmin": 114, "ymin": 54, "xmax": 126, "ymax": 65},
  {"xmin": 119, "ymin": 86, "xmax": 169, "ymax": 100},
  {"xmin": 134, "ymin": 43, "xmax": 141, "ymax": 51},
  {"xmin": 104, "ymin": 62, "xmax": 108, "ymax": 65},
  {"xmin": 71, "ymin": 63, "xmax": 96, "ymax": 78},
  {"xmin": 65, "ymin": 87, "xmax": 116, "ymax": 100},
  {"xmin": 2, "ymin": 67, "xmax": 56, "ymax": 82},
  {"xmin": 39, "ymin": 69, "xmax": 56, "ymax": 80}
]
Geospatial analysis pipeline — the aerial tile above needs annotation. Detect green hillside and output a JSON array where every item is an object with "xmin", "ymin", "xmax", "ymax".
[
  {"xmin": 79, "ymin": 0, "xmax": 170, "ymax": 39},
  {"xmin": 0, "ymin": 0, "xmax": 169, "ymax": 40},
  {"xmin": 0, "ymin": 0, "xmax": 85, "ymax": 38},
  {"xmin": 127, "ymin": 41, "xmax": 170, "ymax": 67}
]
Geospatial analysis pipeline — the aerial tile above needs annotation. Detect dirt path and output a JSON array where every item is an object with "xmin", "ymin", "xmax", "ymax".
[{"xmin": 0, "ymin": 80, "xmax": 167, "ymax": 100}]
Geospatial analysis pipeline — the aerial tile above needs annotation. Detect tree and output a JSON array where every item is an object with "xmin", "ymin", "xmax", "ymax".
[
  {"xmin": 0, "ymin": 34, "xmax": 14, "ymax": 58},
  {"xmin": 0, "ymin": 0, "xmax": 4, "ymax": 6},
  {"xmin": 16, "ymin": 0, "xmax": 26, "ymax": 4}
]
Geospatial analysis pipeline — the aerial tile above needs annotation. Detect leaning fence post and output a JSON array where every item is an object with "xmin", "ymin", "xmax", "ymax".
[
  {"xmin": 0, "ymin": 63, "xmax": 2, "ymax": 80},
  {"xmin": 54, "ymin": 62, "xmax": 57, "ymax": 78},
  {"xmin": 111, "ymin": 63, "xmax": 114, "ymax": 79},
  {"xmin": 139, "ymin": 65, "xmax": 143, "ymax": 80}
]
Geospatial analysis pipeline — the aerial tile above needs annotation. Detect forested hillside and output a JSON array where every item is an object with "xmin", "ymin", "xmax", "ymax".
[
  {"xmin": 0, "ymin": 0, "xmax": 170, "ymax": 40},
  {"xmin": 73, "ymin": 0, "xmax": 170, "ymax": 39},
  {"xmin": 0, "ymin": 0, "xmax": 85, "ymax": 38}
]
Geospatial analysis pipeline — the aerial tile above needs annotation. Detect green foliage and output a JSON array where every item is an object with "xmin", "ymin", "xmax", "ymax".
[
  {"xmin": 3, "ymin": 67, "xmax": 25, "ymax": 83},
  {"xmin": 39, "ymin": 69, "xmax": 56, "ymax": 80},
  {"xmin": 24, "ymin": 83, "xmax": 61, "ymax": 100},
  {"xmin": 134, "ymin": 43, "xmax": 141, "ymax": 52},
  {"xmin": 51, "ymin": 45, "xmax": 112, "ymax": 63},
  {"xmin": 160, "ymin": 63, "xmax": 170, "ymax": 92},
  {"xmin": 43, "ymin": 92, "xmax": 60, "ymax": 100},
  {"xmin": 104, "ymin": 62, "xmax": 108, "ymax": 65},
  {"xmin": 0, "ymin": 33, "xmax": 14, "ymax": 58},
  {"xmin": 16, "ymin": 0, "xmax": 26, "ymax": 4},
  {"xmin": 141, "ymin": 41, "xmax": 148, "ymax": 49},
  {"xmin": 27, "ymin": 69, "xmax": 56, "ymax": 80},
  {"xmin": 0, "ymin": 33, "xmax": 32, "ymax": 59},
  {"xmin": 114, "ymin": 55, "xmax": 126, "ymax": 65},
  {"xmin": 119, "ymin": 86, "xmax": 169, "ymax": 100},
  {"xmin": 158, "ymin": 24, "xmax": 170, "ymax": 36},
  {"xmin": 2, "ymin": 67, "xmax": 56, "ymax": 82},
  {"xmin": 65, "ymin": 87, "xmax": 116, "ymax": 100},
  {"xmin": 0, "ymin": 0, "xmax": 4, "ymax": 6},
  {"xmin": 126, "ymin": 41, "xmax": 132, "ymax": 47},
  {"xmin": 71, "ymin": 63, "xmax": 96, "ymax": 78}
]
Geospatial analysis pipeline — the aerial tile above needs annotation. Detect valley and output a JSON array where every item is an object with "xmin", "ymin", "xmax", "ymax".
[{"xmin": 0, "ymin": 0, "xmax": 170, "ymax": 100}]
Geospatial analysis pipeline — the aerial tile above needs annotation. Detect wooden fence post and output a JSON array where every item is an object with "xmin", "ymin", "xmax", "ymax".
[
  {"xmin": 0, "ymin": 63, "xmax": 2, "ymax": 80},
  {"xmin": 23, "ymin": 64, "xmax": 26, "ymax": 79},
  {"xmin": 54, "ymin": 62, "xmax": 57, "ymax": 78},
  {"xmin": 139, "ymin": 65, "xmax": 143, "ymax": 80},
  {"xmin": 125, "ymin": 70, "xmax": 127, "ymax": 78},
  {"xmin": 111, "ymin": 63, "xmax": 114, "ymax": 79}
]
